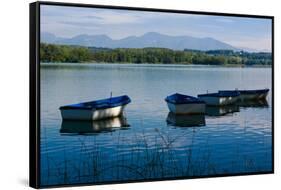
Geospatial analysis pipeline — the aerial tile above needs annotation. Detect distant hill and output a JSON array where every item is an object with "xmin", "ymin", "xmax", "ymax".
[{"xmin": 41, "ymin": 32, "xmax": 243, "ymax": 51}]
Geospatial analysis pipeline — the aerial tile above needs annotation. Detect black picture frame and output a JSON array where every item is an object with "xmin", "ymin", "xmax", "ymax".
[{"xmin": 30, "ymin": 1, "xmax": 274, "ymax": 188}]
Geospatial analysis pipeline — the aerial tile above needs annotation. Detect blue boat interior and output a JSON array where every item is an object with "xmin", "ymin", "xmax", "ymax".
[
  {"xmin": 165, "ymin": 93, "xmax": 204, "ymax": 104},
  {"xmin": 60, "ymin": 95, "xmax": 131, "ymax": 110}
]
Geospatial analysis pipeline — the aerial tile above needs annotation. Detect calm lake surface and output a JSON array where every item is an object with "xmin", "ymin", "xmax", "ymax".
[{"xmin": 40, "ymin": 63, "xmax": 272, "ymax": 186}]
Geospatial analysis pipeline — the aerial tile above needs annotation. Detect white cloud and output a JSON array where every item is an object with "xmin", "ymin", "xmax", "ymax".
[
  {"xmin": 87, "ymin": 10, "xmax": 141, "ymax": 25},
  {"xmin": 40, "ymin": 4, "xmax": 272, "ymax": 51}
]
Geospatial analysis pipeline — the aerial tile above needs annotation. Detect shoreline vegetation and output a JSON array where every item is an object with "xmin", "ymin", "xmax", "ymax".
[{"xmin": 40, "ymin": 43, "xmax": 272, "ymax": 66}]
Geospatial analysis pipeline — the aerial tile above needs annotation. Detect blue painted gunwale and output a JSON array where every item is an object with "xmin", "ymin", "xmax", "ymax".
[
  {"xmin": 59, "ymin": 95, "xmax": 131, "ymax": 110},
  {"xmin": 198, "ymin": 91, "xmax": 240, "ymax": 98},
  {"xmin": 165, "ymin": 93, "xmax": 205, "ymax": 105},
  {"xmin": 219, "ymin": 89, "xmax": 269, "ymax": 95},
  {"xmin": 238, "ymin": 89, "xmax": 269, "ymax": 95}
]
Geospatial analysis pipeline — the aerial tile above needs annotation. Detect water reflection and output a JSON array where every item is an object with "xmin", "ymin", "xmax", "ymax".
[
  {"xmin": 166, "ymin": 112, "xmax": 206, "ymax": 127},
  {"xmin": 237, "ymin": 99, "xmax": 269, "ymax": 108},
  {"xmin": 206, "ymin": 105, "xmax": 240, "ymax": 117},
  {"xmin": 60, "ymin": 116, "xmax": 130, "ymax": 135},
  {"xmin": 41, "ymin": 64, "xmax": 272, "ymax": 186}
]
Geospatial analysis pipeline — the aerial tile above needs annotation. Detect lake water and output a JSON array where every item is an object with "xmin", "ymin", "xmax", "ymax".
[{"xmin": 40, "ymin": 63, "xmax": 272, "ymax": 187}]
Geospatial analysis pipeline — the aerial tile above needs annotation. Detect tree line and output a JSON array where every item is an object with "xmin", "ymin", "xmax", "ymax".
[{"xmin": 40, "ymin": 43, "xmax": 272, "ymax": 65}]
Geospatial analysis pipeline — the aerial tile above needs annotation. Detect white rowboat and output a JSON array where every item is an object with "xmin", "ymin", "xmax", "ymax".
[
  {"xmin": 198, "ymin": 91, "xmax": 240, "ymax": 106},
  {"xmin": 238, "ymin": 89, "xmax": 269, "ymax": 100},
  {"xmin": 219, "ymin": 89, "xmax": 269, "ymax": 101},
  {"xmin": 165, "ymin": 93, "xmax": 205, "ymax": 114},
  {"xmin": 59, "ymin": 95, "xmax": 131, "ymax": 120}
]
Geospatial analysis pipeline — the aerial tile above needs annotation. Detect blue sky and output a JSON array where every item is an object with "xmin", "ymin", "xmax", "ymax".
[{"xmin": 41, "ymin": 5, "xmax": 272, "ymax": 51}]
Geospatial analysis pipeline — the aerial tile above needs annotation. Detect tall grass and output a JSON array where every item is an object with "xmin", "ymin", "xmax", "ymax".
[{"xmin": 40, "ymin": 123, "xmax": 271, "ymax": 186}]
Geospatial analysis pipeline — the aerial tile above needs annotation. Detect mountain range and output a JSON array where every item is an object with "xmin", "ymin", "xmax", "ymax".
[{"xmin": 42, "ymin": 32, "xmax": 248, "ymax": 51}]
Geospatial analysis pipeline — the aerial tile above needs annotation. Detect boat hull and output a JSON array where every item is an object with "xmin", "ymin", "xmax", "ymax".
[
  {"xmin": 239, "ymin": 91, "xmax": 269, "ymax": 100},
  {"xmin": 198, "ymin": 96, "xmax": 238, "ymax": 106},
  {"xmin": 60, "ymin": 105, "xmax": 126, "ymax": 120},
  {"xmin": 166, "ymin": 102, "xmax": 205, "ymax": 114}
]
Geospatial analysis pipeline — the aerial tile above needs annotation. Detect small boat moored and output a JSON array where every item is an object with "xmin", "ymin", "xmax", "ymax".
[
  {"xmin": 59, "ymin": 95, "xmax": 131, "ymax": 120},
  {"xmin": 219, "ymin": 89, "xmax": 269, "ymax": 101},
  {"xmin": 198, "ymin": 91, "xmax": 240, "ymax": 106},
  {"xmin": 238, "ymin": 89, "xmax": 269, "ymax": 100},
  {"xmin": 165, "ymin": 93, "xmax": 205, "ymax": 114}
]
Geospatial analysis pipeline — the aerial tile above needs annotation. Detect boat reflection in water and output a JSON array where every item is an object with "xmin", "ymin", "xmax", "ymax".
[
  {"xmin": 206, "ymin": 105, "xmax": 240, "ymax": 117},
  {"xmin": 60, "ymin": 116, "xmax": 130, "ymax": 135},
  {"xmin": 237, "ymin": 99, "xmax": 269, "ymax": 108},
  {"xmin": 166, "ymin": 112, "xmax": 206, "ymax": 127}
]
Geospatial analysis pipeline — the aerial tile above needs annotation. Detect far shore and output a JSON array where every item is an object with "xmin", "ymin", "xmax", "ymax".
[{"xmin": 40, "ymin": 62, "xmax": 272, "ymax": 68}]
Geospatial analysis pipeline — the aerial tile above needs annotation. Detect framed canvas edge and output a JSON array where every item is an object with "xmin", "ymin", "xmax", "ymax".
[
  {"xmin": 30, "ymin": 1, "xmax": 41, "ymax": 189},
  {"xmin": 29, "ymin": 1, "xmax": 275, "ymax": 189}
]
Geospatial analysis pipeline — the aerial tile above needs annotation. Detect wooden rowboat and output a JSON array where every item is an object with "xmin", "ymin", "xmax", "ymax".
[
  {"xmin": 198, "ymin": 91, "xmax": 240, "ymax": 106},
  {"xmin": 59, "ymin": 95, "xmax": 131, "ymax": 120},
  {"xmin": 219, "ymin": 89, "xmax": 269, "ymax": 101},
  {"xmin": 165, "ymin": 93, "xmax": 205, "ymax": 114},
  {"xmin": 238, "ymin": 89, "xmax": 269, "ymax": 100}
]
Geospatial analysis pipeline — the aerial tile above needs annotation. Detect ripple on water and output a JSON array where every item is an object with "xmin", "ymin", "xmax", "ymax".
[{"xmin": 40, "ymin": 65, "xmax": 272, "ymax": 186}]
